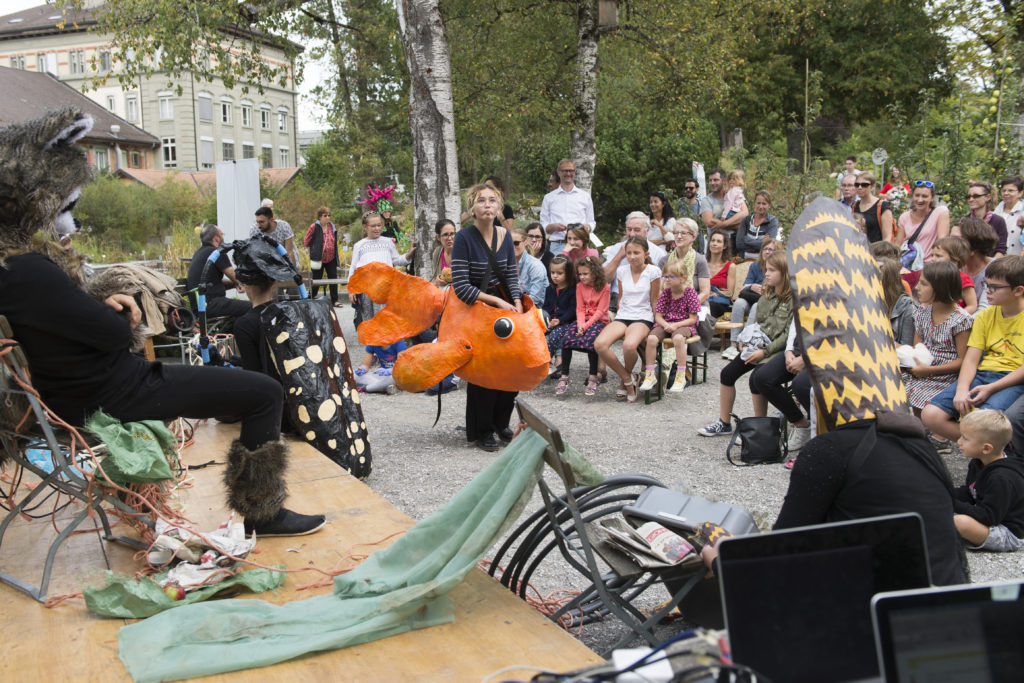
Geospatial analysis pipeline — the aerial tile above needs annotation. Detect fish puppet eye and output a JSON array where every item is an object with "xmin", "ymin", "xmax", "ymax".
[{"xmin": 493, "ymin": 317, "xmax": 514, "ymax": 339}]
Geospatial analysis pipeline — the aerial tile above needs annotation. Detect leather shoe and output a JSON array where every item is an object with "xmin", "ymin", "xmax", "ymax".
[
  {"xmin": 244, "ymin": 508, "xmax": 326, "ymax": 537},
  {"xmin": 476, "ymin": 434, "xmax": 500, "ymax": 452},
  {"xmin": 497, "ymin": 427, "xmax": 515, "ymax": 443}
]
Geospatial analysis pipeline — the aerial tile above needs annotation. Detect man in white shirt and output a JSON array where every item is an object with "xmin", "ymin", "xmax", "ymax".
[
  {"xmin": 994, "ymin": 175, "xmax": 1024, "ymax": 256},
  {"xmin": 540, "ymin": 158, "xmax": 595, "ymax": 255},
  {"xmin": 834, "ymin": 156, "xmax": 860, "ymax": 200}
]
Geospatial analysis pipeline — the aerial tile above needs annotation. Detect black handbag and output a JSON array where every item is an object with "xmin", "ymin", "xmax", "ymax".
[{"xmin": 725, "ymin": 413, "xmax": 788, "ymax": 466}]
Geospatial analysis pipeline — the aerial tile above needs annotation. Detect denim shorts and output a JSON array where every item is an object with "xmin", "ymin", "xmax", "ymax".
[
  {"xmin": 973, "ymin": 524, "xmax": 1024, "ymax": 552},
  {"xmin": 927, "ymin": 370, "xmax": 1024, "ymax": 418}
]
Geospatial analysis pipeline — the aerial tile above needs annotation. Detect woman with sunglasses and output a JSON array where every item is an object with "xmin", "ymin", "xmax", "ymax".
[
  {"xmin": 963, "ymin": 181, "xmax": 1007, "ymax": 256},
  {"xmin": 852, "ymin": 172, "xmax": 894, "ymax": 243},
  {"xmin": 893, "ymin": 179, "xmax": 950, "ymax": 265}
]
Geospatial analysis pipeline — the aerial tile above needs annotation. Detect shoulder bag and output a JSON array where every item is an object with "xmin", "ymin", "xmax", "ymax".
[
  {"xmin": 726, "ymin": 412, "xmax": 788, "ymax": 466},
  {"xmin": 899, "ymin": 209, "xmax": 934, "ymax": 272}
]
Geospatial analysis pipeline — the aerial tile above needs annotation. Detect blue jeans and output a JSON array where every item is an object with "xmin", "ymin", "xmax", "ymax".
[{"xmin": 928, "ymin": 369, "xmax": 1024, "ymax": 418}]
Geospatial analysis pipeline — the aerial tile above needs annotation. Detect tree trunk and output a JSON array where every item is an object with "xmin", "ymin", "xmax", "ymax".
[
  {"xmin": 395, "ymin": 0, "xmax": 460, "ymax": 274},
  {"xmin": 326, "ymin": 0, "xmax": 354, "ymax": 123},
  {"xmin": 570, "ymin": 0, "xmax": 598, "ymax": 192}
]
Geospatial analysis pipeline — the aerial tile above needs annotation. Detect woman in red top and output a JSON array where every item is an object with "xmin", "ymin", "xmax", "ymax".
[{"xmin": 705, "ymin": 228, "xmax": 736, "ymax": 318}]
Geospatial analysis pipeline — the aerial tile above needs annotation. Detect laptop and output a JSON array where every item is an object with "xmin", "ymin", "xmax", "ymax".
[
  {"xmin": 872, "ymin": 579, "xmax": 1024, "ymax": 682},
  {"xmin": 717, "ymin": 514, "xmax": 931, "ymax": 683}
]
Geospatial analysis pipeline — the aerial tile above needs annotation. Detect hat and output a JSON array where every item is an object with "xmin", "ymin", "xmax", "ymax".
[
  {"xmin": 232, "ymin": 234, "xmax": 299, "ymax": 287},
  {"xmin": 787, "ymin": 197, "xmax": 908, "ymax": 430},
  {"xmin": 358, "ymin": 183, "xmax": 397, "ymax": 214}
]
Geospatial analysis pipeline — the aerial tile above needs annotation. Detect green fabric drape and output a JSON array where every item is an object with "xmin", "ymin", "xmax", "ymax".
[{"xmin": 118, "ymin": 429, "xmax": 602, "ymax": 682}]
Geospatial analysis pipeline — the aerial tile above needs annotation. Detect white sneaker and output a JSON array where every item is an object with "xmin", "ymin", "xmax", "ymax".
[
  {"xmin": 639, "ymin": 370, "xmax": 657, "ymax": 391},
  {"xmin": 721, "ymin": 346, "xmax": 739, "ymax": 361},
  {"xmin": 668, "ymin": 374, "xmax": 687, "ymax": 392},
  {"xmin": 787, "ymin": 425, "xmax": 811, "ymax": 452}
]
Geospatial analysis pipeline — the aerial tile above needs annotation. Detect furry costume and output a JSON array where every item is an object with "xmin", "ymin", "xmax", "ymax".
[{"xmin": 0, "ymin": 108, "xmax": 314, "ymax": 531}]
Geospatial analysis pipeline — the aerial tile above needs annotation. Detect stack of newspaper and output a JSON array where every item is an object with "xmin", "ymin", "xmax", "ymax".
[{"xmin": 596, "ymin": 517, "xmax": 701, "ymax": 570}]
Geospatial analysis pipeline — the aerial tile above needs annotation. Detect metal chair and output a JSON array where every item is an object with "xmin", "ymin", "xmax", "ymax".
[
  {"xmin": 488, "ymin": 400, "xmax": 705, "ymax": 656},
  {"xmin": 0, "ymin": 316, "xmax": 148, "ymax": 602}
]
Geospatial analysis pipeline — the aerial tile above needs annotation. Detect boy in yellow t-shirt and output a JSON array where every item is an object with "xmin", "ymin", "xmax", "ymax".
[{"xmin": 923, "ymin": 255, "xmax": 1024, "ymax": 442}]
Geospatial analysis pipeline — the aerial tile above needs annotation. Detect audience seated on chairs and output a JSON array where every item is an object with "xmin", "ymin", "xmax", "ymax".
[
  {"xmin": 186, "ymin": 224, "xmax": 251, "ymax": 321},
  {"xmin": 705, "ymin": 229, "xmax": 738, "ymax": 319},
  {"xmin": 698, "ymin": 250, "xmax": 793, "ymax": 438},
  {"xmin": 748, "ymin": 320, "xmax": 813, "ymax": 457},
  {"xmin": 722, "ymin": 238, "xmax": 777, "ymax": 360}
]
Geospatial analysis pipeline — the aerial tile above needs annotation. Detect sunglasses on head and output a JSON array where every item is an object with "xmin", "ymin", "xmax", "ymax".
[{"xmin": 914, "ymin": 180, "xmax": 935, "ymax": 188}]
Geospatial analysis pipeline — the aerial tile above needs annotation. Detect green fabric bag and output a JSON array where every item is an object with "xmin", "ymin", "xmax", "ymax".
[
  {"xmin": 117, "ymin": 429, "xmax": 602, "ymax": 682},
  {"xmin": 85, "ymin": 410, "xmax": 177, "ymax": 486},
  {"xmin": 83, "ymin": 567, "xmax": 287, "ymax": 618}
]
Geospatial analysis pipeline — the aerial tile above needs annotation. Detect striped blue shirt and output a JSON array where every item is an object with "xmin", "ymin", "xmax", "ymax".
[{"xmin": 451, "ymin": 227, "xmax": 522, "ymax": 305}]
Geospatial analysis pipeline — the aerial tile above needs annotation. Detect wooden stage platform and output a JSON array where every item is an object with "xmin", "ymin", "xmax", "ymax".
[{"xmin": 0, "ymin": 421, "xmax": 602, "ymax": 681}]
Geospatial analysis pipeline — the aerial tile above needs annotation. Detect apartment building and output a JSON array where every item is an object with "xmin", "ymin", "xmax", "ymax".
[{"xmin": 0, "ymin": 2, "xmax": 301, "ymax": 172}]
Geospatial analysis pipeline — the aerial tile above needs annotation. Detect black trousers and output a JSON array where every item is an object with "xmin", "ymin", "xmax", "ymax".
[
  {"xmin": 748, "ymin": 351, "xmax": 803, "ymax": 424},
  {"xmin": 311, "ymin": 258, "xmax": 339, "ymax": 303},
  {"xmin": 561, "ymin": 349, "xmax": 599, "ymax": 376},
  {"xmin": 792, "ymin": 369, "xmax": 812, "ymax": 414},
  {"xmin": 464, "ymin": 381, "xmax": 517, "ymax": 442},
  {"xmin": 103, "ymin": 363, "xmax": 283, "ymax": 451}
]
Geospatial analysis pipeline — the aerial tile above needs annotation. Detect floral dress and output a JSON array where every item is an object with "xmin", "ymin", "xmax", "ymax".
[{"xmin": 904, "ymin": 305, "xmax": 973, "ymax": 409}]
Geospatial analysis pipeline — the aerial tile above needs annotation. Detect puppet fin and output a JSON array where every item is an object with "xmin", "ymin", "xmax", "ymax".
[
  {"xmin": 348, "ymin": 262, "xmax": 444, "ymax": 344},
  {"xmin": 392, "ymin": 339, "xmax": 471, "ymax": 393}
]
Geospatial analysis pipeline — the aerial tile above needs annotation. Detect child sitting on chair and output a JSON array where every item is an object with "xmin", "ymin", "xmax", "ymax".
[
  {"xmin": 953, "ymin": 409, "xmax": 1024, "ymax": 552},
  {"xmin": 639, "ymin": 259, "xmax": 700, "ymax": 394},
  {"xmin": 543, "ymin": 254, "xmax": 577, "ymax": 375}
]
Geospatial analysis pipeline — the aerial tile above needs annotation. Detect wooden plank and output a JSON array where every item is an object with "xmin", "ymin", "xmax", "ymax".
[{"xmin": 0, "ymin": 420, "xmax": 601, "ymax": 681}]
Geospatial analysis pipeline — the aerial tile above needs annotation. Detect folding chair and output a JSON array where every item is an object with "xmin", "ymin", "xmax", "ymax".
[
  {"xmin": 0, "ymin": 316, "xmax": 149, "ymax": 602},
  {"xmin": 488, "ymin": 400, "xmax": 705, "ymax": 656}
]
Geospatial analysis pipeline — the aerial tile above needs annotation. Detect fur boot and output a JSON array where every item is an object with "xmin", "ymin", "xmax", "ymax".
[{"xmin": 223, "ymin": 439, "xmax": 288, "ymax": 523}]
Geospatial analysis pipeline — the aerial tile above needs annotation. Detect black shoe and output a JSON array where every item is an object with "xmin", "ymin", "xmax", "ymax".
[
  {"xmin": 244, "ymin": 508, "xmax": 327, "ymax": 537},
  {"xmin": 497, "ymin": 427, "xmax": 515, "ymax": 443},
  {"xmin": 476, "ymin": 434, "xmax": 500, "ymax": 452}
]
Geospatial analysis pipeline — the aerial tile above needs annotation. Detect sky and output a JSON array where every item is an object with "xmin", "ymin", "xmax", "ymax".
[{"xmin": 5, "ymin": 0, "xmax": 330, "ymax": 131}]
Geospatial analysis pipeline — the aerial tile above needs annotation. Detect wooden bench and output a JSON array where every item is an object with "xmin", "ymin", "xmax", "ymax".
[
  {"xmin": 642, "ymin": 335, "xmax": 707, "ymax": 404},
  {"xmin": 714, "ymin": 321, "xmax": 744, "ymax": 350}
]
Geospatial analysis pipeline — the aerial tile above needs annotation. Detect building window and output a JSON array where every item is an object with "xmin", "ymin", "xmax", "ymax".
[
  {"xmin": 126, "ymin": 95, "xmax": 138, "ymax": 122},
  {"xmin": 279, "ymin": 148, "xmax": 289, "ymax": 167},
  {"xmin": 242, "ymin": 143, "xmax": 255, "ymax": 159},
  {"xmin": 198, "ymin": 94, "xmax": 212, "ymax": 121},
  {"xmin": 159, "ymin": 95, "xmax": 173, "ymax": 120},
  {"xmin": 93, "ymin": 148, "xmax": 109, "ymax": 173},
  {"xmin": 129, "ymin": 151, "xmax": 142, "ymax": 169},
  {"xmin": 106, "ymin": 95, "xmax": 116, "ymax": 111},
  {"xmin": 222, "ymin": 141, "xmax": 235, "ymax": 161},
  {"xmin": 260, "ymin": 145, "xmax": 272, "ymax": 168},
  {"xmin": 241, "ymin": 104, "xmax": 252, "ymax": 128},
  {"xmin": 99, "ymin": 50, "xmax": 111, "ymax": 72},
  {"xmin": 162, "ymin": 137, "xmax": 177, "ymax": 168},
  {"xmin": 200, "ymin": 139, "xmax": 214, "ymax": 169},
  {"xmin": 69, "ymin": 50, "xmax": 85, "ymax": 74},
  {"xmin": 260, "ymin": 108, "xmax": 271, "ymax": 130},
  {"xmin": 10, "ymin": 55, "xmax": 25, "ymax": 70},
  {"xmin": 220, "ymin": 100, "xmax": 232, "ymax": 124},
  {"xmin": 277, "ymin": 110, "xmax": 287, "ymax": 132},
  {"xmin": 36, "ymin": 54, "xmax": 46, "ymax": 72}
]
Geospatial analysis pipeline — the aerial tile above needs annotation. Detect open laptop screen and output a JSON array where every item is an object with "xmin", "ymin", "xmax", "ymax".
[
  {"xmin": 718, "ymin": 514, "xmax": 931, "ymax": 683},
  {"xmin": 873, "ymin": 580, "xmax": 1024, "ymax": 682}
]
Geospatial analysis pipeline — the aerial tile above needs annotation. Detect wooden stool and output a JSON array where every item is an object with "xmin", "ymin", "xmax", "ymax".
[
  {"xmin": 643, "ymin": 335, "xmax": 704, "ymax": 404},
  {"xmin": 714, "ymin": 321, "xmax": 744, "ymax": 351}
]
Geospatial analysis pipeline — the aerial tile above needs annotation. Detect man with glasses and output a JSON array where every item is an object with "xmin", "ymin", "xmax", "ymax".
[
  {"xmin": 512, "ymin": 227, "xmax": 548, "ymax": 308},
  {"xmin": 994, "ymin": 176, "xmax": 1024, "ymax": 256},
  {"xmin": 679, "ymin": 177, "xmax": 712, "ymax": 250},
  {"xmin": 839, "ymin": 174, "xmax": 857, "ymax": 210},
  {"xmin": 540, "ymin": 159, "xmax": 594, "ymax": 255}
]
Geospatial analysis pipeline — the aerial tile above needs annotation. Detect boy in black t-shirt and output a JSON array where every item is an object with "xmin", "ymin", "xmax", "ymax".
[{"xmin": 953, "ymin": 409, "xmax": 1024, "ymax": 552}]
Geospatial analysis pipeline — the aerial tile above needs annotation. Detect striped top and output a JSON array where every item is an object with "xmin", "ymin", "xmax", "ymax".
[{"xmin": 451, "ymin": 226, "xmax": 522, "ymax": 305}]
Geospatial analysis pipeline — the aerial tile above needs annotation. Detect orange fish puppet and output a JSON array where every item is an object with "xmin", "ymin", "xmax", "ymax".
[{"xmin": 347, "ymin": 262, "xmax": 551, "ymax": 392}]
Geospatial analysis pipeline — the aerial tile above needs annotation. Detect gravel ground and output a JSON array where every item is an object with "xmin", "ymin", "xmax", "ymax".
[{"xmin": 336, "ymin": 305, "xmax": 1024, "ymax": 654}]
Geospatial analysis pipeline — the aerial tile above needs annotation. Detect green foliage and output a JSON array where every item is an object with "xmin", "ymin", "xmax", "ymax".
[
  {"xmin": 592, "ymin": 109, "xmax": 719, "ymax": 238},
  {"xmin": 75, "ymin": 176, "xmax": 212, "ymax": 251}
]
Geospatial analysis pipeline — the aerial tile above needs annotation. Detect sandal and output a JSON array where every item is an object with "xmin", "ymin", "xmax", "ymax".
[
  {"xmin": 596, "ymin": 370, "xmax": 608, "ymax": 384},
  {"xmin": 624, "ymin": 380, "xmax": 637, "ymax": 403},
  {"xmin": 585, "ymin": 375, "xmax": 599, "ymax": 396},
  {"xmin": 555, "ymin": 375, "xmax": 571, "ymax": 396},
  {"xmin": 616, "ymin": 382, "xmax": 628, "ymax": 400}
]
